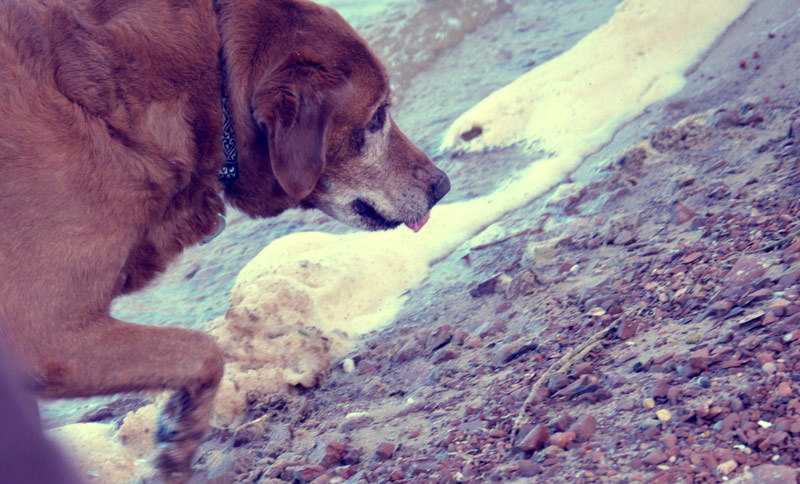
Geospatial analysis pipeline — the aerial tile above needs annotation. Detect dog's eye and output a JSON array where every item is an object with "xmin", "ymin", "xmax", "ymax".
[{"xmin": 366, "ymin": 105, "xmax": 387, "ymax": 133}]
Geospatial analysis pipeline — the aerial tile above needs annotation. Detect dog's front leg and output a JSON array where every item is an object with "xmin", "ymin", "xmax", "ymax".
[{"xmin": 28, "ymin": 316, "xmax": 223, "ymax": 484}]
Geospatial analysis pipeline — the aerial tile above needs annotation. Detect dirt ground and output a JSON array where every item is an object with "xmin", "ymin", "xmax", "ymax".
[{"xmin": 80, "ymin": 2, "xmax": 800, "ymax": 483}]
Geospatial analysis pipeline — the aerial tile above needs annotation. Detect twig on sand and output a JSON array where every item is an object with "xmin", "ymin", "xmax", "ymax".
[
  {"xmin": 511, "ymin": 319, "xmax": 621, "ymax": 440},
  {"xmin": 750, "ymin": 230, "xmax": 800, "ymax": 254}
]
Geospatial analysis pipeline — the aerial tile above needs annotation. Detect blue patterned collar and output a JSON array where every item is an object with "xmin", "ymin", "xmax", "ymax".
[{"xmin": 218, "ymin": 58, "xmax": 239, "ymax": 188}]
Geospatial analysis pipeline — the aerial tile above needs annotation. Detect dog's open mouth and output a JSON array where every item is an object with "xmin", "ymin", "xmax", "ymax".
[{"xmin": 352, "ymin": 199, "xmax": 430, "ymax": 232}]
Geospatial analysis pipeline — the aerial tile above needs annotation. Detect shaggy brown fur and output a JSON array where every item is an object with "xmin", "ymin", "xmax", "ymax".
[{"xmin": 0, "ymin": 0, "xmax": 449, "ymax": 481}]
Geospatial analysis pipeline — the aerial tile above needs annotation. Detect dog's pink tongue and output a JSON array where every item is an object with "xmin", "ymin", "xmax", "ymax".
[{"xmin": 405, "ymin": 212, "xmax": 431, "ymax": 233}]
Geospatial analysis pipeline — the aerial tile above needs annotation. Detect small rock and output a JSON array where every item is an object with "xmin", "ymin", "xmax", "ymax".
[
  {"xmin": 506, "ymin": 270, "xmax": 543, "ymax": 298},
  {"xmin": 663, "ymin": 434, "xmax": 678, "ymax": 447},
  {"xmin": 762, "ymin": 362, "xmax": 777, "ymax": 375},
  {"xmin": 562, "ymin": 375, "xmax": 601, "ymax": 399},
  {"xmin": 618, "ymin": 398, "xmax": 635, "ymax": 411},
  {"xmin": 518, "ymin": 460, "xmax": 542, "ymax": 477},
  {"xmin": 470, "ymin": 274, "xmax": 512, "ymax": 298},
  {"xmin": 651, "ymin": 378, "xmax": 671, "ymax": 400},
  {"xmin": 710, "ymin": 300, "xmax": 734, "ymax": 315},
  {"xmin": 375, "ymin": 442, "xmax": 396, "ymax": 460},
  {"xmin": 393, "ymin": 338, "xmax": 425, "ymax": 363},
  {"xmin": 317, "ymin": 440, "xmax": 348, "ymax": 469},
  {"xmin": 642, "ymin": 449, "xmax": 668, "ymax": 466},
  {"xmin": 756, "ymin": 351, "xmax": 774, "ymax": 365},
  {"xmin": 643, "ymin": 398, "xmax": 656, "ymax": 410},
  {"xmin": 519, "ymin": 424, "xmax": 550, "ymax": 452},
  {"xmin": 464, "ymin": 335, "xmax": 483, "ymax": 348},
  {"xmin": 426, "ymin": 324, "xmax": 454, "ymax": 353},
  {"xmin": 777, "ymin": 381, "xmax": 793, "ymax": 398},
  {"xmin": 233, "ymin": 421, "xmax": 267, "ymax": 447},
  {"xmin": 671, "ymin": 202, "xmax": 695, "ymax": 225},
  {"xmin": 586, "ymin": 307, "xmax": 606, "ymax": 317},
  {"xmin": 640, "ymin": 418, "xmax": 661, "ymax": 429},
  {"xmin": 717, "ymin": 459, "xmax": 738, "ymax": 475},
  {"xmin": 570, "ymin": 414, "xmax": 597, "ymax": 442},
  {"xmin": 617, "ymin": 318, "xmax": 638, "ymax": 340},
  {"xmin": 548, "ymin": 431, "xmax": 576, "ymax": 449},
  {"xmin": 547, "ymin": 373, "xmax": 570, "ymax": 393},
  {"xmin": 572, "ymin": 362, "xmax": 593, "ymax": 377},
  {"xmin": 743, "ymin": 112, "xmax": 765, "ymax": 125},
  {"xmin": 478, "ymin": 319, "xmax": 507, "ymax": 339},
  {"xmin": 712, "ymin": 108, "xmax": 741, "ymax": 129},
  {"xmin": 688, "ymin": 347, "xmax": 710, "ymax": 369},
  {"xmin": 496, "ymin": 340, "xmax": 537, "ymax": 364},
  {"xmin": 656, "ymin": 409, "xmax": 672, "ymax": 422},
  {"xmin": 338, "ymin": 414, "xmax": 374, "ymax": 433},
  {"xmin": 723, "ymin": 255, "xmax": 768, "ymax": 289},
  {"xmin": 296, "ymin": 465, "xmax": 326, "ymax": 483},
  {"xmin": 667, "ymin": 386, "xmax": 681, "ymax": 404},
  {"xmin": 431, "ymin": 347, "xmax": 460, "ymax": 364}
]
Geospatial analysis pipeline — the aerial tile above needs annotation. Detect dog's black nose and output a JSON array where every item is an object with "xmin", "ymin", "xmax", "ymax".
[{"xmin": 432, "ymin": 172, "xmax": 450, "ymax": 203}]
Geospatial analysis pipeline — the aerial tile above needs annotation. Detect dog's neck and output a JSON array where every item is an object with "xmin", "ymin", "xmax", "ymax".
[{"xmin": 218, "ymin": 57, "xmax": 240, "ymax": 188}]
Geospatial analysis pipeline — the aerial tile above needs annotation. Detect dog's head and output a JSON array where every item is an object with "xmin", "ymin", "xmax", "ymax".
[{"xmin": 230, "ymin": 0, "xmax": 449, "ymax": 232}]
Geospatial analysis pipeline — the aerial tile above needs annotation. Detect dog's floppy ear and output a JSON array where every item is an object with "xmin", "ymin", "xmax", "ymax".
[{"xmin": 252, "ymin": 62, "xmax": 342, "ymax": 201}]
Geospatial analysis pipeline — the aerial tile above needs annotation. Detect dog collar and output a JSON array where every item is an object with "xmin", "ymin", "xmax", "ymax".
[
  {"xmin": 218, "ymin": 58, "xmax": 239, "ymax": 188},
  {"xmin": 203, "ymin": 56, "xmax": 236, "ymax": 246}
]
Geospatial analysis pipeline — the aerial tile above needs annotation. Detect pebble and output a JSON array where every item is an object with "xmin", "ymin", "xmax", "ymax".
[
  {"xmin": 716, "ymin": 459, "xmax": 738, "ymax": 475},
  {"xmin": 517, "ymin": 460, "xmax": 542, "ymax": 477},
  {"xmin": 756, "ymin": 351, "xmax": 774, "ymax": 365},
  {"xmin": 469, "ymin": 274, "xmax": 512, "ymax": 298},
  {"xmin": 519, "ymin": 424, "xmax": 550, "ymax": 452},
  {"xmin": 642, "ymin": 449, "xmax": 668, "ymax": 466},
  {"xmin": 547, "ymin": 373, "xmax": 570, "ymax": 393},
  {"xmin": 656, "ymin": 409, "xmax": 672, "ymax": 422},
  {"xmin": 570, "ymin": 414, "xmax": 597, "ymax": 442},
  {"xmin": 671, "ymin": 202, "xmax": 695, "ymax": 225},
  {"xmin": 342, "ymin": 358, "xmax": 356, "ymax": 374},
  {"xmin": 572, "ymin": 362, "xmax": 594, "ymax": 377},
  {"xmin": 640, "ymin": 418, "xmax": 662, "ymax": 429},
  {"xmin": 777, "ymin": 381, "xmax": 793, "ymax": 398},
  {"xmin": 762, "ymin": 362, "xmax": 777, "ymax": 374},
  {"xmin": 375, "ymin": 442, "xmax": 396, "ymax": 460},
  {"xmin": 643, "ymin": 398, "xmax": 656, "ymax": 410},
  {"xmin": 618, "ymin": 398, "xmax": 635, "ymax": 411},
  {"xmin": 712, "ymin": 108, "xmax": 741, "ymax": 129},
  {"xmin": 496, "ymin": 340, "xmax": 537, "ymax": 364},
  {"xmin": 723, "ymin": 255, "xmax": 767, "ymax": 289},
  {"xmin": 686, "ymin": 331, "xmax": 702, "ymax": 344},
  {"xmin": 688, "ymin": 347, "xmax": 710, "ymax": 369},
  {"xmin": 618, "ymin": 318, "xmax": 639, "ymax": 340},
  {"xmin": 667, "ymin": 386, "xmax": 681, "ymax": 404},
  {"xmin": 549, "ymin": 432, "xmax": 576, "ymax": 449}
]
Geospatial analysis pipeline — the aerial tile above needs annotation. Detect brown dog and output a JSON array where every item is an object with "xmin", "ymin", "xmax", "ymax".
[{"xmin": 0, "ymin": 0, "xmax": 449, "ymax": 482}]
